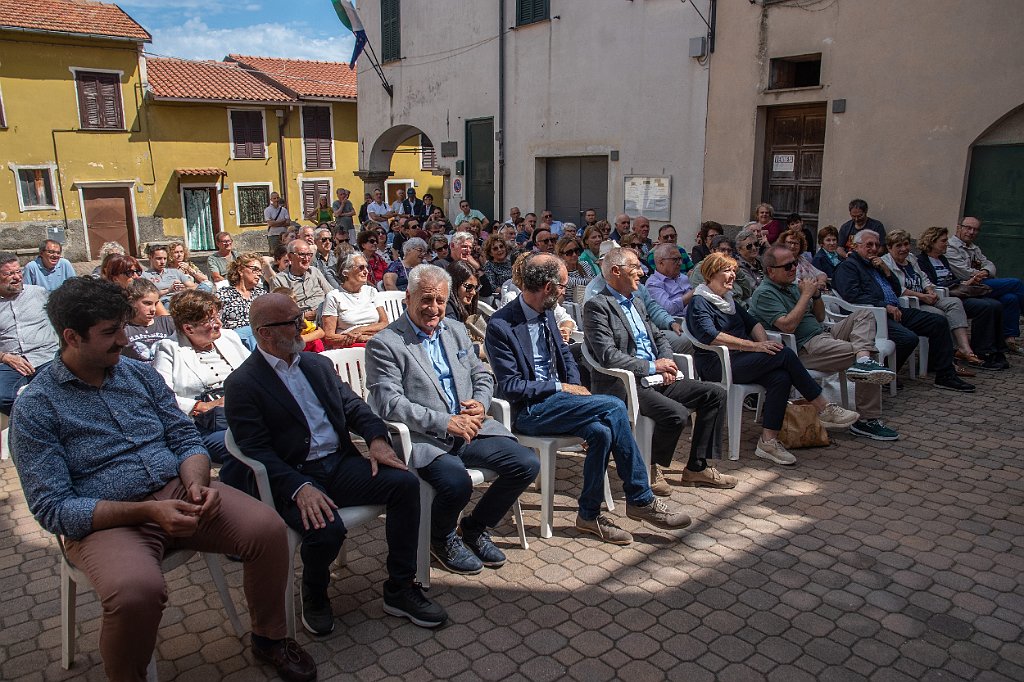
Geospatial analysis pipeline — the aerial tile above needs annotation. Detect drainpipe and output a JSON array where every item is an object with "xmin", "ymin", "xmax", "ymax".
[
  {"xmin": 497, "ymin": 0, "xmax": 506, "ymax": 220},
  {"xmin": 277, "ymin": 108, "xmax": 290, "ymax": 205}
]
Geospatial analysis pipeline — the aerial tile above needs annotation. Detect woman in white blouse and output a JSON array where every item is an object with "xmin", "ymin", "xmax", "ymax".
[
  {"xmin": 152, "ymin": 290, "xmax": 250, "ymax": 462},
  {"xmin": 322, "ymin": 252, "xmax": 389, "ymax": 348}
]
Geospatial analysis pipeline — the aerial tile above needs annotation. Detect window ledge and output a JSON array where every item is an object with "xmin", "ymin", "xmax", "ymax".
[
  {"xmin": 764, "ymin": 85, "xmax": 824, "ymax": 94},
  {"xmin": 20, "ymin": 206, "xmax": 59, "ymax": 212}
]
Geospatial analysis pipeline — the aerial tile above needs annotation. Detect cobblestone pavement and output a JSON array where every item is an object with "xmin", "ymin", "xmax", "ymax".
[{"xmin": 1, "ymin": 363, "xmax": 1022, "ymax": 681}]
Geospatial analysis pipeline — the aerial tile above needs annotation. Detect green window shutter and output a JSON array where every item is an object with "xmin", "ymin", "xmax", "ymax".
[
  {"xmin": 516, "ymin": 0, "xmax": 549, "ymax": 26},
  {"xmin": 381, "ymin": 0, "xmax": 401, "ymax": 62}
]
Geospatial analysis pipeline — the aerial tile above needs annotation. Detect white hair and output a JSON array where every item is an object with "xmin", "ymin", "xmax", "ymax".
[
  {"xmin": 450, "ymin": 231, "xmax": 475, "ymax": 248},
  {"xmin": 852, "ymin": 229, "xmax": 880, "ymax": 245},
  {"xmin": 407, "ymin": 263, "xmax": 452, "ymax": 295}
]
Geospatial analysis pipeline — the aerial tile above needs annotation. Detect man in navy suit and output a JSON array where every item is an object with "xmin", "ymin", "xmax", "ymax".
[
  {"xmin": 223, "ymin": 293, "xmax": 446, "ymax": 637},
  {"xmin": 485, "ymin": 253, "xmax": 692, "ymax": 546}
]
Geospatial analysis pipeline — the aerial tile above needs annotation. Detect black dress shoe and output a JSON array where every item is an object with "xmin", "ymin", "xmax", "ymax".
[
  {"xmin": 935, "ymin": 374, "xmax": 975, "ymax": 392},
  {"xmin": 301, "ymin": 587, "xmax": 335, "ymax": 636},
  {"xmin": 252, "ymin": 638, "xmax": 317, "ymax": 682}
]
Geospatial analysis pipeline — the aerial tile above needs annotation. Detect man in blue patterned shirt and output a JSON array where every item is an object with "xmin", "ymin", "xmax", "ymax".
[{"xmin": 10, "ymin": 277, "xmax": 316, "ymax": 682}]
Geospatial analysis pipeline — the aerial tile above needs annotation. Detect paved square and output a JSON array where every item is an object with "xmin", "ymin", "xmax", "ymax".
[{"xmin": 1, "ymin": 364, "xmax": 1022, "ymax": 680}]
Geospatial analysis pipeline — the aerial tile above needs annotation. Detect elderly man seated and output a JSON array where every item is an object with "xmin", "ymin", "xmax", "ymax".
[
  {"xmin": 222, "ymin": 293, "xmax": 445, "ymax": 637},
  {"xmin": 946, "ymin": 216, "xmax": 1024, "ymax": 354},
  {"xmin": 312, "ymin": 226, "xmax": 341, "ymax": 289},
  {"xmin": 0, "ymin": 253, "xmax": 59, "ymax": 415},
  {"xmin": 366, "ymin": 265, "xmax": 539, "ymax": 575},
  {"xmin": 486, "ymin": 254, "xmax": 692, "ymax": 546},
  {"xmin": 647, "ymin": 242, "xmax": 695, "ymax": 317},
  {"xmin": 23, "ymin": 239, "xmax": 77, "ymax": 291},
  {"xmin": 271, "ymin": 239, "xmax": 334, "ymax": 322},
  {"xmin": 833, "ymin": 230, "xmax": 973, "ymax": 392},
  {"xmin": 11, "ymin": 278, "xmax": 316, "ymax": 682},
  {"xmin": 585, "ymin": 247, "xmax": 732, "ymax": 495},
  {"xmin": 751, "ymin": 245, "xmax": 899, "ymax": 441}
]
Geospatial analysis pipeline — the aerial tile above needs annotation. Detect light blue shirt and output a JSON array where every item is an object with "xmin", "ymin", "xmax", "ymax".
[
  {"xmin": 415, "ymin": 319, "xmax": 459, "ymax": 413},
  {"xmin": 518, "ymin": 297, "xmax": 561, "ymax": 389},
  {"xmin": 23, "ymin": 257, "xmax": 76, "ymax": 292},
  {"xmin": 607, "ymin": 286, "xmax": 657, "ymax": 375}
]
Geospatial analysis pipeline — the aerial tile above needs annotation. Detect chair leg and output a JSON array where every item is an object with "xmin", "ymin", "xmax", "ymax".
[
  {"xmin": 839, "ymin": 371, "xmax": 850, "ymax": 409},
  {"xmin": 417, "ymin": 482, "xmax": 434, "ymax": 588},
  {"xmin": 603, "ymin": 473, "xmax": 615, "ymax": 512},
  {"xmin": 146, "ymin": 653, "xmax": 158, "ymax": 682},
  {"xmin": 918, "ymin": 339, "xmax": 929, "ymax": 377},
  {"xmin": 754, "ymin": 392, "xmax": 764, "ymax": 423},
  {"xmin": 203, "ymin": 553, "xmax": 244, "ymax": 637},
  {"xmin": 285, "ymin": 531, "xmax": 300, "ymax": 640},
  {"xmin": 539, "ymin": 445, "xmax": 555, "ymax": 539},
  {"xmin": 61, "ymin": 561, "xmax": 76, "ymax": 670},
  {"xmin": 887, "ymin": 353, "xmax": 898, "ymax": 396},
  {"xmin": 727, "ymin": 391, "xmax": 743, "ymax": 461},
  {"xmin": 512, "ymin": 500, "xmax": 529, "ymax": 550}
]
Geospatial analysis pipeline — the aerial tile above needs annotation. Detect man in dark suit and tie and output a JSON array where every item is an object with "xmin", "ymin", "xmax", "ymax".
[
  {"xmin": 584, "ymin": 247, "xmax": 734, "ymax": 496},
  {"xmin": 366, "ymin": 265, "xmax": 539, "ymax": 575},
  {"xmin": 223, "ymin": 293, "xmax": 446, "ymax": 637},
  {"xmin": 485, "ymin": 253, "xmax": 692, "ymax": 546}
]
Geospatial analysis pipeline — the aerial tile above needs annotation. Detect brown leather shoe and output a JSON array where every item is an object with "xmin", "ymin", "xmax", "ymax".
[
  {"xmin": 253, "ymin": 638, "xmax": 317, "ymax": 682},
  {"xmin": 649, "ymin": 465, "xmax": 672, "ymax": 497},
  {"xmin": 679, "ymin": 466, "xmax": 738, "ymax": 489},
  {"xmin": 955, "ymin": 363, "xmax": 976, "ymax": 378}
]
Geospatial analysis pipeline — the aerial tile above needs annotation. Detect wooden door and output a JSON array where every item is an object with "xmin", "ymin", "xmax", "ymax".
[
  {"xmin": 82, "ymin": 186, "xmax": 135, "ymax": 257},
  {"xmin": 465, "ymin": 118, "xmax": 494, "ymax": 219},
  {"xmin": 763, "ymin": 104, "xmax": 827, "ymax": 236}
]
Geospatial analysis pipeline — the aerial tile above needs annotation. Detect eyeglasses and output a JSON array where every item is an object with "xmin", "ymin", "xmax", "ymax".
[
  {"xmin": 353, "ymin": 264, "xmax": 369, "ymax": 272},
  {"xmin": 190, "ymin": 316, "xmax": 222, "ymax": 330},
  {"xmin": 462, "ymin": 283, "xmax": 478, "ymax": 293},
  {"xmin": 769, "ymin": 261, "xmax": 798, "ymax": 271},
  {"xmin": 742, "ymin": 243, "xmax": 758, "ymax": 251},
  {"xmin": 561, "ymin": 248, "xmax": 581, "ymax": 257},
  {"xmin": 43, "ymin": 249, "xmax": 62, "ymax": 256},
  {"xmin": 319, "ymin": 237, "xmax": 332, "ymax": 242},
  {"xmin": 246, "ymin": 265, "xmax": 263, "ymax": 274},
  {"xmin": 292, "ymin": 252, "xmax": 313, "ymax": 259},
  {"xmin": 661, "ymin": 234, "xmax": 678, "ymax": 241},
  {"xmin": 0, "ymin": 269, "xmax": 23, "ymax": 278},
  {"xmin": 258, "ymin": 314, "xmax": 304, "ymax": 331},
  {"xmin": 661, "ymin": 256, "xmax": 683, "ymax": 262},
  {"xmin": 537, "ymin": 237, "xmax": 557, "ymax": 244},
  {"xmin": 366, "ymin": 239, "xmax": 378, "ymax": 245}
]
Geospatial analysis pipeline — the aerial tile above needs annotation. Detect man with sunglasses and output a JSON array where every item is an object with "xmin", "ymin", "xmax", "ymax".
[
  {"xmin": 0, "ymin": 252, "xmax": 59, "ymax": 415},
  {"xmin": 533, "ymin": 227, "xmax": 557, "ymax": 254},
  {"xmin": 645, "ymin": 224, "xmax": 695, "ymax": 275},
  {"xmin": 751, "ymin": 245, "xmax": 899, "ymax": 440},
  {"xmin": 312, "ymin": 227, "xmax": 341, "ymax": 289},
  {"xmin": 223, "ymin": 293, "xmax": 446, "ymax": 637},
  {"xmin": 271, "ymin": 241, "xmax": 333, "ymax": 322},
  {"xmin": 735, "ymin": 229, "xmax": 765, "ymax": 287}
]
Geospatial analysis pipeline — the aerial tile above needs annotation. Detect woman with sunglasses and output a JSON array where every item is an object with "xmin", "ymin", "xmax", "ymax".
[
  {"xmin": 445, "ymin": 260, "xmax": 480, "ymax": 324},
  {"xmin": 217, "ymin": 253, "xmax": 267, "ymax": 351},
  {"xmin": 429, "ymin": 235, "xmax": 452, "ymax": 268},
  {"xmin": 101, "ymin": 253, "xmax": 171, "ymax": 315},
  {"xmin": 383, "ymin": 237, "xmax": 428, "ymax": 291},
  {"xmin": 481, "ymin": 233, "xmax": 514, "ymax": 292},
  {"xmin": 152, "ymin": 290, "xmax": 250, "ymax": 463},
  {"xmin": 357, "ymin": 229, "xmax": 389, "ymax": 286},
  {"xmin": 556, "ymin": 236, "xmax": 594, "ymax": 304},
  {"xmin": 322, "ymin": 252, "xmax": 388, "ymax": 348}
]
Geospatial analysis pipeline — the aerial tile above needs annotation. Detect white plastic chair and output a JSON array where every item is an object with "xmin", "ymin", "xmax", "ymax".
[
  {"xmin": 321, "ymin": 347, "xmax": 527, "ymax": 588},
  {"xmin": 489, "ymin": 398, "xmax": 614, "ymax": 540},
  {"xmin": 375, "ymin": 290, "xmax": 407, "ymax": 323},
  {"xmin": 898, "ymin": 296, "xmax": 929, "ymax": 377},
  {"xmin": 476, "ymin": 300, "xmax": 496, "ymax": 321},
  {"xmin": 1, "ymin": 412, "xmax": 8, "ymax": 460},
  {"xmin": 224, "ymin": 429, "xmax": 385, "ymax": 639},
  {"xmin": 60, "ymin": 538, "xmax": 243, "ymax": 680},
  {"xmin": 821, "ymin": 295, "xmax": 900, "ymax": 395},
  {"xmin": 680, "ymin": 319, "xmax": 766, "ymax": 462}
]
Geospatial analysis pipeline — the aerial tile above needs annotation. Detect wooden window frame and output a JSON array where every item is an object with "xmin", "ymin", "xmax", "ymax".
[
  {"xmin": 297, "ymin": 177, "xmax": 333, "ymax": 219},
  {"xmin": 516, "ymin": 0, "xmax": 550, "ymax": 27},
  {"xmin": 227, "ymin": 108, "xmax": 268, "ymax": 160},
  {"xmin": 300, "ymin": 104, "xmax": 335, "ymax": 171},
  {"xmin": 381, "ymin": 0, "xmax": 401, "ymax": 63},
  {"xmin": 70, "ymin": 67, "xmax": 125, "ymax": 130},
  {"xmin": 0, "ymin": 83, "xmax": 7, "ymax": 128},
  {"xmin": 11, "ymin": 163, "xmax": 60, "ymax": 212},
  {"xmin": 419, "ymin": 133, "xmax": 437, "ymax": 171},
  {"xmin": 233, "ymin": 182, "xmax": 273, "ymax": 227}
]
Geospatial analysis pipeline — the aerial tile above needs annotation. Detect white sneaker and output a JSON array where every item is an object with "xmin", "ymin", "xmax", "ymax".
[
  {"xmin": 817, "ymin": 403, "xmax": 859, "ymax": 429},
  {"xmin": 755, "ymin": 437, "xmax": 797, "ymax": 465}
]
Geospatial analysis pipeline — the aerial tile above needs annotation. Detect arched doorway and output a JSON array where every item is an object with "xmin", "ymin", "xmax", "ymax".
[
  {"xmin": 965, "ymin": 104, "xmax": 1024, "ymax": 279},
  {"xmin": 360, "ymin": 124, "xmax": 446, "ymax": 218}
]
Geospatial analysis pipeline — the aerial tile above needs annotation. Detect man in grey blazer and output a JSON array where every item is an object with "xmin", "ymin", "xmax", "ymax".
[
  {"xmin": 366, "ymin": 265, "xmax": 539, "ymax": 575},
  {"xmin": 584, "ymin": 247, "xmax": 735, "ymax": 493}
]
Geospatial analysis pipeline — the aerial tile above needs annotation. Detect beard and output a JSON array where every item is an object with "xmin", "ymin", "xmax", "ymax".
[{"xmin": 542, "ymin": 291, "xmax": 560, "ymax": 310}]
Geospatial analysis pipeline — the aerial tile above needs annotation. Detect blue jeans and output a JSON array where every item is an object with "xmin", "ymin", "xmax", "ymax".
[
  {"xmin": 513, "ymin": 392, "xmax": 653, "ymax": 520},
  {"xmin": 0, "ymin": 361, "xmax": 49, "ymax": 415},
  {"xmin": 416, "ymin": 436, "xmax": 539, "ymax": 544},
  {"xmin": 983, "ymin": 277, "xmax": 1024, "ymax": 338}
]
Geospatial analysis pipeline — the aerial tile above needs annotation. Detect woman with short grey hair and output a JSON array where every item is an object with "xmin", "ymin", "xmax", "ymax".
[
  {"xmin": 322, "ymin": 252, "xmax": 388, "ymax": 348},
  {"xmin": 383, "ymin": 237, "xmax": 428, "ymax": 291}
]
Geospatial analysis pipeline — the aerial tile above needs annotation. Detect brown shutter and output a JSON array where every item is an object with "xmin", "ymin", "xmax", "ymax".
[
  {"xmin": 77, "ymin": 74, "xmax": 101, "ymax": 128},
  {"xmin": 97, "ymin": 74, "xmax": 123, "ymax": 128},
  {"xmin": 302, "ymin": 106, "xmax": 332, "ymax": 170},
  {"xmin": 231, "ymin": 110, "xmax": 264, "ymax": 159},
  {"xmin": 76, "ymin": 72, "xmax": 123, "ymax": 129},
  {"xmin": 0, "ymin": 87, "xmax": 6, "ymax": 127}
]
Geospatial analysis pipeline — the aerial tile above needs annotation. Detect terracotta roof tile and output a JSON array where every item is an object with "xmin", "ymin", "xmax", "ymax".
[
  {"xmin": 176, "ymin": 168, "xmax": 227, "ymax": 177},
  {"xmin": 0, "ymin": 0, "xmax": 150, "ymax": 41},
  {"xmin": 146, "ymin": 58, "xmax": 295, "ymax": 103},
  {"xmin": 228, "ymin": 54, "xmax": 356, "ymax": 100}
]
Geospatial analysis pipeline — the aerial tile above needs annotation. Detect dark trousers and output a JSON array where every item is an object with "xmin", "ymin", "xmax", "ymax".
[
  {"xmin": 416, "ymin": 436, "xmax": 539, "ymax": 544},
  {"xmin": 984, "ymin": 277, "xmax": 1024, "ymax": 338},
  {"xmin": 887, "ymin": 307, "xmax": 954, "ymax": 377},
  {"xmin": 637, "ymin": 380, "xmax": 726, "ymax": 470},
  {"xmin": 963, "ymin": 296, "xmax": 1005, "ymax": 355},
  {"xmin": 277, "ymin": 453, "xmax": 420, "ymax": 598},
  {"xmin": 0, "ymin": 361, "xmax": 49, "ymax": 415},
  {"xmin": 696, "ymin": 346, "xmax": 822, "ymax": 431}
]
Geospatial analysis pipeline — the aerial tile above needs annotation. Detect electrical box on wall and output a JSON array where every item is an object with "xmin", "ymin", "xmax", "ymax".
[
  {"xmin": 689, "ymin": 36, "xmax": 707, "ymax": 58},
  {"xmin": 455, "ymin": 160, "xmax": 465, "ymax": 175}
]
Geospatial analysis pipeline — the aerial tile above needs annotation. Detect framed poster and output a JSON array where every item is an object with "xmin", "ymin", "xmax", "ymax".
[{"xmin": 624, "ymin": 175, "xmax": 671, "ymax": 221}]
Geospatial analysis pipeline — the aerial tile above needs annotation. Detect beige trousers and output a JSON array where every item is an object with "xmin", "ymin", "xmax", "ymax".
[{"xmin": 799, "ymin": 309, "xmax": 882, "ymax": 419}]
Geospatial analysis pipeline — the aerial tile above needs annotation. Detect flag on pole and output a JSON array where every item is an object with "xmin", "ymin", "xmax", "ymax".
[{"xmin": 331, "ymin": 0, "xmax": 367, "ymax": 69}]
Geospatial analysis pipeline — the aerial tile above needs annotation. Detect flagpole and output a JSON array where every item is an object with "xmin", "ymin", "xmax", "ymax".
[{"xmin": 362, "ymin": 40, "xmax": 394, "ymax": 99}]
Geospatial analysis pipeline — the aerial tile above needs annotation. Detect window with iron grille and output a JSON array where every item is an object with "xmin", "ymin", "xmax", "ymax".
[
  {"xmin": 302, "ymin": 106, "xmax": 333, "ymax": 170},
  {"xmin": 516, "ymin": 0, "xmax": 549, "ymax": 27},
  {"xmin": 237, "ymin": 184, "xmax": 271, "ymax": 225},
  {"xmin": 420, "ymin": 134, "xmax": 437, "ymax": 170},
  {"xmin": 75, "ymin": 71, "xmax": 123, "ymax": 130},
  {"xmin": 381, "ymin": 0, "xmax": 401, "ymax": 62},
  {"xmin": 15, "ymin": 167, "xmax": 58, "ymax": 210},
  {"xmin": 230, "ymin": 110, "xmax": 266, "ymax": 159}
]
